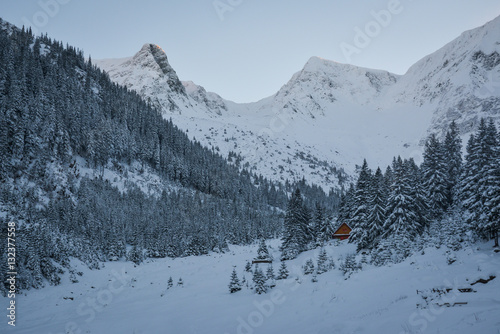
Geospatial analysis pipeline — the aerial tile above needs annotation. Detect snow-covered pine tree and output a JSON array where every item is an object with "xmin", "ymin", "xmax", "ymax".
[
  {"xmin": 443, "ymin": 121, "xmax": 462, "ymax": 207},
  {"xmin": 458, "ymin": 133, "xmax": 480, "ymax": 226},
  {"xmin": 302, "ymin": 259, "xmax": 315, "ymax": 275},
  {"xmin": 459, "ymin": 118, "xmax": 498, "ymax": 242},
  {"xmin": 245, "ymin": 261, "xmax": 252, "ymax": 272},
  {"xmin": 316, "ymin": 206, "xmax": 336, "ymax": 246},
  {"xmin": 366, "ymin": 167, "xmax": 387, "ymax": 247},
  {"xmin": 349, "ymin": 159, "xmax": 372, "ymax": 250},
  {"xmin": 280, "ymin": 189, "xmax": 309, "ymax": 260},
  {"xmin": 340, "ymin": 254, "xmax": 358, "ymax": 277},
  {"xmin": 277, "ymin": 261, "xmax": 289, "ymax": 280},
  {"xmin": 301, "ymin": 203, "xmax": 314, "ymax": 248},
  {"xmin": 479, "ymin": 120, "xmax": 500, "ymax": 247},
  {"xmin": 383, "ymin": 157, "xmax": 420, "ymax": 238},
  {"xmin": 228, "ymin": 268, "xmax": 242, "ymax": 293},
  {"xmin": 266, "ymin": 264, "xmax": 275, "ymax": 280},
  {"xmin": 266, "ymin": 265, "xmax": 276, "ymax": 288},
  {"xmin": 316, "ymin": 248, "xmax": 328, "ymax": 274},
  {"xmin": 256, "ymin": 238, "xmax": 272, "ymax": 261},
  {"xmin": 252, "ymin": 265, "xmax": 267, "ymax": 294},
  {"xmin": 311, "ymin": 202, "xmax": 324, "ymax": 247},
  {"xmin": 405, "ymin": 158, "xmax": 430, "ymax": 232},
  {"xmin": 422, "ymin": 133, "xmax": 448, "ymax": 219}
]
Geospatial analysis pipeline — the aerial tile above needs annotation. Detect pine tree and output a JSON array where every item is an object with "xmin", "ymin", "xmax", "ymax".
[
  {"xmin": 315, "ymin": 204, "xmax": 335, "ymax": 246},
  {"xmin": 245, "ymin": 261, "xmax": 252, "ymax": 272},
  {"xmin": 459, "ymin": 134, "xmax": 480, "ymax": 224},
  {"xmin": 302, "ymin": 259, "xmax": 315, "ymax": 275},
  {"xmin": 266, "ymin": 264, "xmax": 275, "ymax": 280},
  {"xmin": 280, "ymin": 189, "xmax": 308, "ymax": 260},
  {"xmin": 405, "ymin": 158, "xmax": 430, "ymax": 232},
  {"xmin": 316, "ymin": 248, "xmax": 328, "ymax": 274},
  {"xmin": 366, "ymin": 167, "xmax": 387, "ymax": 247},
  {"xmin": 478, "ymin": 120, "xmax": 500, "ymax": 247},
  {"xmin": 252, "ymin": 265, "xmax": 267, "ymax": 294},
  {"xmin": 383, "ymin": 157, "xmax": 420, "ymax": 238},
  {"xmin": 340, "ymin": 254, "xmax": 358, "ymax": 277},
  {"xmin": 338, "ymin": 183, "xmax": 355, "ymax": 225},
  {"xmin": 167, "ymin": 276, "xmax": 173, "ymax": 289},
  {"xmin": 277, "ymin": 261, "xmax": 289, "ymax": 280},
  {"xmin": 228, "ymin": 268, "xmax": 242, "ymax": 293},
  {"xmin": 443, "ymin": 121, "xmax": 462, "ymax": 207},
  {"xmin": 311, "ymin": 202, "xmax": 324, "ymax": 246},
  {"xmin": 460, "ymin": 119, "xmax": 498, "ymax": 243},
  {"xmin": 177, "ymin": 277, "xmax": 184, "ymax": 287},
  {"xmin": 349, "ymin": 159, "xmax": 372, "ymax": 249},
  {"xmin": 266, "ymin": 265, "xmax": 276, "ymax": 288},
  {"xmin": 256, "ymin": 238, "xmax": 271, "ymax": 261},
  {"xmin": 422, "ymin": 133, "xmax": 448, "ymax": 219}
]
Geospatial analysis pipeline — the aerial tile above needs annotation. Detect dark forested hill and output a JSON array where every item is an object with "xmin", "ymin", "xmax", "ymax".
[{"xmin": 0, "ymin": 19, "xmax": 339, "ymax": 292}]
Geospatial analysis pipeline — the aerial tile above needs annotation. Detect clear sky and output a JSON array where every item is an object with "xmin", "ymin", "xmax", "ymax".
[{"xmin": 1, "ymin": 0, "xmax": 500, "ymax": 102}]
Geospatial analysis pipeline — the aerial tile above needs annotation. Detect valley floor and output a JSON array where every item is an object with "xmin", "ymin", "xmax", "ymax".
[{"xmin": 2, "ymin": 240, "xmax": 500, "ymax": 334}]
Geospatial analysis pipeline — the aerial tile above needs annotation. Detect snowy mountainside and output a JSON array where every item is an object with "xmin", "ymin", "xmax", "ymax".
[
  {"xmin": 97, "ymin": 51, "xmax": 353, "ymax": 191},
  {"xmin": 388, "ymin": 15, "xmax": 500, "ymax": 138},
  {"xmin": 5, "ymin": 239, "xmax": 499, "ymax": 333},
  {"xmin": 272, "ymin": 56, "xmax": 399, "ymax": 116},
  {"xmin": 96, "ymin": 15, "xmax": 500, "ymax": 188}
]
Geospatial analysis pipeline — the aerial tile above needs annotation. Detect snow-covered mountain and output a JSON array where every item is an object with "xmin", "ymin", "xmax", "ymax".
[
  {"xmin": 387, "ymin": 16, "xmax": 500, "ymax": 137},
  {"xmin": 95, "ymin": 15, "xmax": 500, "ymax": 190}
]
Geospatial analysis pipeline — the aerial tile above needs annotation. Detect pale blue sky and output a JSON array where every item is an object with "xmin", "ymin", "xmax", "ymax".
[{"xmin": 1, "ymin": 0, "xmax": 500, "ymax": 102}]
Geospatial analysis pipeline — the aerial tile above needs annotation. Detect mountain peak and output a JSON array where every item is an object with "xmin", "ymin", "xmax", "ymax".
[{"xmin": 128, "ymin": 43, "xmax": 186, "ymax": 97}]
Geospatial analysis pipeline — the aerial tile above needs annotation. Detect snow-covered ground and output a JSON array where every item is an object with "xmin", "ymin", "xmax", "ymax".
[{"xmin": 3, "ymin": 240, "xmax": 499, "ymax": 334}]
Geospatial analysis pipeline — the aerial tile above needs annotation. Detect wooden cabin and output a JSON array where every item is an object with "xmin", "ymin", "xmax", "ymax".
[{"xmin": 332, "ymin": 223, "xmax": 351, "ymax": 240}]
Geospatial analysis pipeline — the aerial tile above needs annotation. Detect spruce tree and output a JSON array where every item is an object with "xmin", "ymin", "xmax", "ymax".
[
  {"xmin": 266, "ymin": 264, "xmax": 275, "ymax": 280},
  {"xmin": 443, "ymin": 121, "xmax": 462, "ymax": 207},
  {"xmin": 383, "ymin": 157, "xmax": 420, "ymax": 238},
  {"xmin": 366, "ymin": 167, "xmax": 387, "ymax": 247},
  {"xmin": 277, "ymin": 261, "xmax": 289, "ymax": 280},
  {"xmin": 302, "ymin": 259, "xmax": 315, "ymax": 275},
  {"xmin": 349, "ymin": 159, "xmax": 372, "ymax": 249},
  {"xmin": 280, "ymin": 189, "xmax": 308, "ymax": 260},
  {"xmin": 245, "ymin": 261, "xmax": 252, "ymax": 272},
  {"xmin": 228, "ymin": 268, "xmax": 242, "ymax": 293},
  {"xmin": 422, "ymin": 133, "xmax": 448, "ymax": 219},
  {"xmin": 256, "ymin": 238, "xmax": 271, "ymax": 261},
  {"xmin": 316, "ymin": 248, "xmax": 328, "ymax": 274},
  {"xmin": 478, "ymin": 120, "xmax": 500, "ymax": 246},
  {"xmin": 252, "ymin": 265, "xmax": 267, "ymax": 294}
]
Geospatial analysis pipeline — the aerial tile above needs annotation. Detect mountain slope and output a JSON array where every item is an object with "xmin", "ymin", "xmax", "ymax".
[
  {"xmin": 96, "ymin": 15, "xmax": 500, "ymax": 188},
  {"xmin": 388, "ymin": 15, "xmax": 500, "ymax": 137}
]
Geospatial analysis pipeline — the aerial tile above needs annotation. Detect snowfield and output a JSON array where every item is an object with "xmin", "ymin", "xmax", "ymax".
[{"xmin": 3, "ymin": 240, "xmax": 499, "ymax": 334}]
